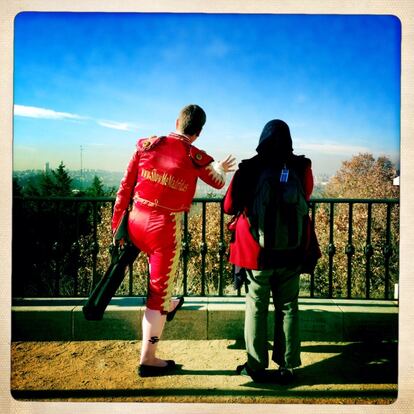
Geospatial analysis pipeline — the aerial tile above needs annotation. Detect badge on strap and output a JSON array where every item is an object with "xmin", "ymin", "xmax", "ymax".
[{"xmin": 280, "ymin": 168, "xmax": 289, "ymax": 183}]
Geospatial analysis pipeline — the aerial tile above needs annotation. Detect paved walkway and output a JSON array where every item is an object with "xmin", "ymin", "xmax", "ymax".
[{"xmin": 11, "ymin": 339, "xmax": 397, "ymax": 405}]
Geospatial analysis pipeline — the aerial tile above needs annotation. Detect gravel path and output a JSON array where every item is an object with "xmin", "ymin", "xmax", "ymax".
[{"xmin": 11, "ymin": 339, "xmax": 398, "ymax": 404}]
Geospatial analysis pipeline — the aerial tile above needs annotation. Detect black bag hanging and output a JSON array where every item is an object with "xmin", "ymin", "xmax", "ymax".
[{"xmin": 82, "ymin": 210, "xmax": 140, "ymax": 321}]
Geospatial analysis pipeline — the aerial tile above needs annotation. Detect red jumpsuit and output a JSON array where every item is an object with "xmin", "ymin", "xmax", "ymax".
[{"xmin": 112, "ymin": 132, "xmax": 226, "ymax": 312}]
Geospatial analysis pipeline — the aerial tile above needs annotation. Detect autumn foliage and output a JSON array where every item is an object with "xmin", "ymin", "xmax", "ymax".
[{"xmin": 312, "ymin": 153, "xmax": 399, "ymax": 298}]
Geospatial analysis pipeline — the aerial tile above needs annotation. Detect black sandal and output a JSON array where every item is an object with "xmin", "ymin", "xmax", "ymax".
[
  {"xmin": 138, "ymin": 360, "xmax": 176, "ymax": 377},
  {"xmin": 166, "ymin": 296, "xmax": 184, "ymax": 322}
]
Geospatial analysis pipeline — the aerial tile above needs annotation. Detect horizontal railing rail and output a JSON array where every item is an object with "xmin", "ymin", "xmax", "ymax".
[{"xmin": 12, "ymin": 196, "xmax": 399, "ymax": 300}]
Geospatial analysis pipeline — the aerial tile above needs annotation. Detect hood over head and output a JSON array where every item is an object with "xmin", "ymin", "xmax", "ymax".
[{"xmin": 256, "ymin": 119, "xmax": 293, "ymax": 160}]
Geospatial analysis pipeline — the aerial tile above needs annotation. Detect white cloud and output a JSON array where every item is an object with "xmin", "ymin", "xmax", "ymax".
[
  {"xmin": 14, "ymin": 104, "xmax": 84, "ymax": 120},
  {"xmin": 14, "ymin": 104, "xmax": 137, "ymax": 133},
  {"xmin": 97, "ymin": 120, "xmax": 137, "ymax": 131}
]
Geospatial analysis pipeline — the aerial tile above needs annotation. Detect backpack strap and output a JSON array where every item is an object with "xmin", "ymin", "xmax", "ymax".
[{"xmin": 288, "ymin": 155, "xmax": 311, "ymax": 189}]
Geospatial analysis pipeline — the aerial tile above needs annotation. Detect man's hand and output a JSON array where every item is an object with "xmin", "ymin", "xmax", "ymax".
[{"xmin": 219, "ymin": 155, "xmax": 237, "ymax": 173}]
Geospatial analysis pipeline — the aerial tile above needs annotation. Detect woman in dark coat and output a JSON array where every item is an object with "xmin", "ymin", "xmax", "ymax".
[{"xmin": 224, "ymin": 119, "xmax": 314, "ymax": 383}]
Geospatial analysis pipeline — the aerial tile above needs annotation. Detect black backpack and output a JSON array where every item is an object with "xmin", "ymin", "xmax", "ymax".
[{"xmin": 248, "ymin": 161, "xmax": 309, "ymax": 252}]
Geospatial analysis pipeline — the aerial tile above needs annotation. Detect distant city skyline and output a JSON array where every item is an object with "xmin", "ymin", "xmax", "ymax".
[{"xmin": 13, "ymin": 13, "xmax": 401, "ymax": 176}]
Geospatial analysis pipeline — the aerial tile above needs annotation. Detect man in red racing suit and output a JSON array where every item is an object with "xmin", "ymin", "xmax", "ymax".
[{"xmin": 112, "ymin": 104, "xmax": 235, "ymax": 377}]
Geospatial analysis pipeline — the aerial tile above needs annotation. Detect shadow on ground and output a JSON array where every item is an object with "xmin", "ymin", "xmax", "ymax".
[{"xmin": 11, "ymin": 339, "xmax": 398, "ymax": 403}]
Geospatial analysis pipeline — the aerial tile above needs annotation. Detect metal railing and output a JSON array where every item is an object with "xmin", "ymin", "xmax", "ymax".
[
  {"xmin": 12, "ymin": 196, "xmax": 399, "ymax": 300},
  {"xmin": 307, "ymin": 198, "xmax": 399, "ymax": 299}
]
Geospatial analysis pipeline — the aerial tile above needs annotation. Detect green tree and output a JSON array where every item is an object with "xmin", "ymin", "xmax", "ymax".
[
  {"xmin": 12, "ymin": 163, "xmax": 103, "ymax": 296},
  {"xmin": 51, "ymin": 162, "xmax": 73, "ymax": 196},
  {"xmin": 86, "ymin": 176, "xmax": 105, "ymax": 196},
  {"xmin": 24, "ymin": 173, "xmax": 45, "ymax": 196},
  {"xmin": 21, "ymin": 162, "xmax": 73, "ymax": 196},
  {"xmin": 13, "ymin": 177, "xmax": 23, "ymax": 197}
]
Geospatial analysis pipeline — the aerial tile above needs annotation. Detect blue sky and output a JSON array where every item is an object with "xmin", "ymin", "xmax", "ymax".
[{"xmin": 13, "ymin": 12, "xmax": 401, "ymax": 176}]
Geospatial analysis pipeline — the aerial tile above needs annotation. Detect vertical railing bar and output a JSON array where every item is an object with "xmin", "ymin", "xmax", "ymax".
[
  {"xmin": 218, "ymin": 199, "xmax": 225, "ymax": 296},
  {"xmin": 128, "ymin": 206, "xmax": 134, "ymax": 295},
  {"xmin": 182, "ymin": 212, "xmax": 189, "ymax": 296},
  {"xmin": 73, "ymin": 200, "xmax": 80, "ymax": 296},
  {"xmin": 128, "ymin": 264, "xmax": 134, "ymax": 295},
  {"xmin": 127, "ymin": 202, "xmax": 134, "ymax": 297},
  {"xmin": 111, "ymin": 199, "xmax": 120, "ymax": 290},
  {"xmin": 328, "ymin": 202, "xmax": 335, "ymax": 298},
  {"xmin": 365, "ymin": 203, "xmax": 373, "ymax": 299},
  {"xmin": 310, "ymin": 201, "xmax": 316, "ymax": 298},
  {"xmin": 146, "ymin": 261, "xmax": 150, "ymax": 297},
  {"xmin": 346, "ymin": 202, "xmax": 354, "ymax": 299},
  {"xmin": 54, "ymin": 200, "xmax": 62, "ymax": 297},
  {"xmin": 109, "ymin": 200, "xmax": 133, "ymax": 295},
  {"xmin": 92, "ymin": 200, "xmax": 98, "ymax": 287},
  {"xmin": 201, "ymin": 201, "xmax": 207, "ymax": 296},
  {"xmin": 384, "ymin": 203, "xmax": 392, "ymax": 299},
  {"xmin": 236, "ymin": 265, "xmax": 242, "ymax": 297}
]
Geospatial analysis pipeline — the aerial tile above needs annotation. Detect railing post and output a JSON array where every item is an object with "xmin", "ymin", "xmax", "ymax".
[
  {"xmin": 128, "ymin": 261, "xmax": 134, "ymax": 296},
  {"xmin": 71, "ymin": 200, "xmax": 80, "ymax": 296},
  {"xmin": 92, "ymin": 201, "xmax": 99, "ymax": 287},
  {"xmin": 182, "ymin": 212, "xmax": 189, "ymax": 296},
  {"xmin": 364, "ymin": 203, "xmax": 374, "ymax": 299},
  {"xmin": 327, "ymin": 202, "xmax": 336, "ymax": 298},
  {"xmin": 200, "ymin": 202, "xmax": 207, "ymax": 296},
  {"xmin": 218, "ymin": 200, "xmax": 226, "ymax": 296},
  {"xmin": 383, "ymin": 204, "xmax": 393, "ymax": 299},
  {"xmin": 345, "ymin": 202, "xmax": 355, "ymax": 299},
  {"xmin": 52, "ymin": 242, "xmax": 60, "ymax": 296},
  {"xmin": 310, "ymin": 201, "xmax": 316, "ymax": 298},
  {"xmin": 52, "ymin": 200, "xmax": 62, "ymax": 296}
]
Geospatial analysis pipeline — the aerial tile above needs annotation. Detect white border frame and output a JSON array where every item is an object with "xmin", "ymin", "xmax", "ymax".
[{"xmin": 1, "ymin": 1, "xmax": 413, "ymax": 413}]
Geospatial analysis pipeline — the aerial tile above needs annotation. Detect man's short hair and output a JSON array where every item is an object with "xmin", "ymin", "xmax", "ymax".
[{"xmin": 178, "ymin": 104, "xmax": 206, "ymax": 136}]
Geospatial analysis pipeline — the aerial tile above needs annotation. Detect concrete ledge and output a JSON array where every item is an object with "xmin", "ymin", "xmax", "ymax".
[{"xmin": 11, "ymin": 297, "xmax": 398, "ymax": 342}]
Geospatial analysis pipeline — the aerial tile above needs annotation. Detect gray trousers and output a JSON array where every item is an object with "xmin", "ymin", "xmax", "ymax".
[{"xmin": 244, "ymin": 265, "xmax": 301, "ymax": 371}]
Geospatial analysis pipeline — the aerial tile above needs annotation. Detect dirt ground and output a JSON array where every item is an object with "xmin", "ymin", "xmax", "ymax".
[{"xmin": 10, "ymin": 339, "xmax": 398, "ymax": 404}]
